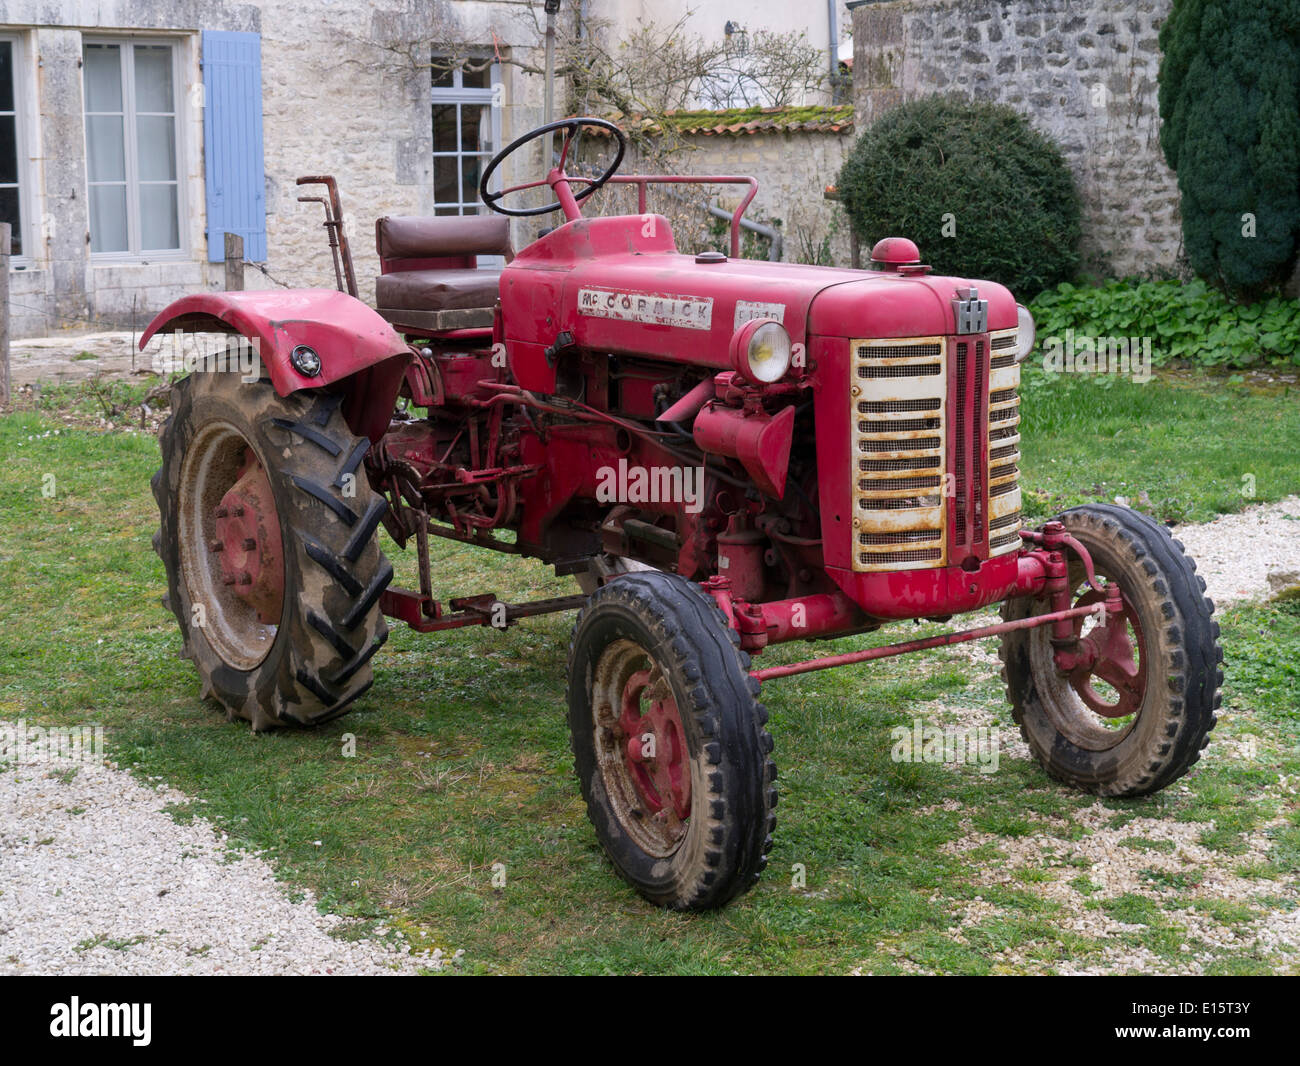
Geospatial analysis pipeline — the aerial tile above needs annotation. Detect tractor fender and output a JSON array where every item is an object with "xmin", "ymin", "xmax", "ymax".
[{"xmin": 138, "ymin": 288, "xmax": 411, "ymax": 398}]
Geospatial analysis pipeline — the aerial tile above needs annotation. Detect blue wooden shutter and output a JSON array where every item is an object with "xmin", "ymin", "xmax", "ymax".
[{"xmin": 202, "ymin": 31, "xmax": 266, "ymax": 262}]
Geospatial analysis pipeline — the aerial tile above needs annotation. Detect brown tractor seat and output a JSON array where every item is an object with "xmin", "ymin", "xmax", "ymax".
[{"xmin": 374, "ymin": 214, "xmax": 513, "ymax": 332}]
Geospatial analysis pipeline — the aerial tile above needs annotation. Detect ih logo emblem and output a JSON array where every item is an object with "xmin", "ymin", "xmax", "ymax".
[{"xmin": 952, "ymin": 287, "xmax": 988, "ymax": 334}]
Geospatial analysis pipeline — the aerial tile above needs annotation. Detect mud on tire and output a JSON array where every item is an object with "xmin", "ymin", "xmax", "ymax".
[
  {"xmin": 152, "ymin": 372, "xmax": 391, "ymax": 730},
  {"xmin": 567, "ymin": 571, "xmax": 777, "ymax": 910},
  {"xmin": 999, "ymin": 504, "xmax": 1223, "ymax": 797}
]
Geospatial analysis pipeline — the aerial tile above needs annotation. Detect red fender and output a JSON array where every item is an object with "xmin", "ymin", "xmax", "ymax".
[{"xmin": 138, "ymin": 288, "xmax": 412, "ymax": 443}]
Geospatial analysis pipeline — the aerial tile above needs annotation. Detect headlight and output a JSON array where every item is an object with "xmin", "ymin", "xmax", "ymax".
[
  {"xmin": 1014, "ymin": 304, "xmax": 1036, "ymax": 363},
  {"xmin": 730, "ymin": 319, "xmax": 792, "ymax": 384}
]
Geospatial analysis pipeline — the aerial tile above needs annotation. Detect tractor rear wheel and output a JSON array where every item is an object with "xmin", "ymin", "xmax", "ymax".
[
  {"xmin": 567, "ymin": 571, "xmax": 776, "ymax": 909},
  {"xmin": 152, "ymin": 372, "xmax": 392, "ymax": 730},
  {"xmin": 999, "ymin": 504, "xmax": 1222, "ymax": 796}
]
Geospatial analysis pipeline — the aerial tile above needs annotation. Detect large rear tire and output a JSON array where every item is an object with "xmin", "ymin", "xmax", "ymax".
[{"xmin": 152, "ymin": 372, "xmax": 392, "ymax": 730}]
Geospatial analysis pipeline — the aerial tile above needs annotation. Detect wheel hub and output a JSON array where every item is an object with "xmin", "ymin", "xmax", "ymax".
[
  {"xmin": 1059, "ymin": 586, "xmax": 1147, "ymax": 719},
  {"xmin": 617, "ymin": 669, "xmax": 691, "ymax": 821},
  {"xmin": 209, "ymin": 448, "xmax": 285, "ymax": 626}
]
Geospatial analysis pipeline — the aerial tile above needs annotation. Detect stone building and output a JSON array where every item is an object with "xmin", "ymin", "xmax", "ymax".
[
  {"xmin": 848, "ymin": 0, "xmax": 1182, "ymax": 279},
  {"xmin": 0, "ymin": 0, "xmax": 858, "ymax": 339}
]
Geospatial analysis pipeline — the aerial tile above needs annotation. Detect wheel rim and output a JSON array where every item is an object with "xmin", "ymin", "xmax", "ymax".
[
  {"xmin": 177, "ymin": 420, "xmax": 285, "ymax": 670},
  {"xmin": 1028, "ymin": 570, "xmax": 1147, "ymax": 752},
  {"xmin": 591, "ymin": 639, "xmax": 692, "ymax": 858}
]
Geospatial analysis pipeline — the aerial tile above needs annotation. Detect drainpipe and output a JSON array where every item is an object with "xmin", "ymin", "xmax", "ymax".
[
  {"xmin": 543, "ymin": 0, "xmax": 561, "ymax": 166},
  {"xmin": 827, "ymin": 0, "xmax": 838, "ymax": 102},
  {"xmin": 707, "ymin": 204, "xmax": 784, "ymax": 261}
]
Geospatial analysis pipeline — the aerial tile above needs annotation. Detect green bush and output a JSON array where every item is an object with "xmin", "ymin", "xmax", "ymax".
[
  {"xmin": 1029, "ymin": 279, "xmax": 1300, "ymax": 369},
  {"xmin": 1158, "ymin": 0, "xmax": 1300, "ymax": 296},
  {"xmin": 837, "ymin": 96, "xmax": 1081, "ymax": 297}
]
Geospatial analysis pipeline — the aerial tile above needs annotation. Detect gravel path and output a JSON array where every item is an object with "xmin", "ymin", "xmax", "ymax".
[
  {"xmin": 0, "ymin": 748, "xmax": 456, "ymax": 975},
  {"xmin": 1171, "ymin": 496, "xmax": 1300, "ymax": 605}
]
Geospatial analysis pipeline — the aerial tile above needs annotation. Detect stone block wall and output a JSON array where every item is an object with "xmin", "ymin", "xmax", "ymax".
[{"xmin": 851, "ymin": 0, "xmax": 1182, "ymax": 278}]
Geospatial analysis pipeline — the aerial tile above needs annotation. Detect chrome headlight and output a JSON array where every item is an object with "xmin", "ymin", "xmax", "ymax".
[
  {"xmin": 730, "ymin": 319, "xmax": 792, "ymax": 384},
  {"xmin": 1014, "ymin": 304, "xmax": 1036, "ymax": 363}
]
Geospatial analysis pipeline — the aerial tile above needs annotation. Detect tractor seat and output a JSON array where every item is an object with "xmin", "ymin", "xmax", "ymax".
[{"xmin": 374, "ymin": 215, "xmax": 512, "ymax": 331}]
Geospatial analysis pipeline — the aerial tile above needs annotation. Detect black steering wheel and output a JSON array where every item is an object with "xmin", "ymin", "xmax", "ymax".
[{"xmin": 478, "ymin": 117, "xmax": 627, "ymax": 218}]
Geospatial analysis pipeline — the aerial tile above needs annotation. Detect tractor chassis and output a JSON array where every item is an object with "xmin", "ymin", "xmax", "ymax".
[{"xmin": 376, "ymin": 515, "xmax": 1131, "ymax": 692}]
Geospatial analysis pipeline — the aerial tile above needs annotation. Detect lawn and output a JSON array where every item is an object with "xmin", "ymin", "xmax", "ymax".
[{"xmin": 1, "ymin": 369, "xmax": 1298, "ymax": 974}]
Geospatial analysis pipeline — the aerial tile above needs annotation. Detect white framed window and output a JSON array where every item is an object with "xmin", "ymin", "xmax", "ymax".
[
  {"xmin": 432, "ymin": 57, "xmax": 502, "ymax": 216},
  {"xmin": 83, "ymin": 38, "xmax": 185, "ymax": 257},
  {"xmin": 0, "ymin": 33, "xmax": 29, "ymax": 263}
]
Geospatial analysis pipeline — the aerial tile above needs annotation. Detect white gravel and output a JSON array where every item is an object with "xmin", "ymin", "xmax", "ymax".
[
  {"xmin": 0, "ymin": 742, "xmax": 458, "ymax": 975},
  {"xmin": 1171, "ymin": 495, "xmax": 1300, "ymax": 605}
]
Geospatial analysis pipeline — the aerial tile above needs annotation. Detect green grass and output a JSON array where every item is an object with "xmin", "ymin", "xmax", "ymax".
[
  {"xmin": 1, "ymin": 370, "xmax": 1299, "ymax": 974},
  {"xmin": 1018, "ymin": 366, "xmax": 1300, "ymax": 524}
]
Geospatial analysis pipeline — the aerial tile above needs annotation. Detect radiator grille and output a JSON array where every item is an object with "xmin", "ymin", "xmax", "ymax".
[
  {"xmin": 850, "ymin": 330, "xmax": 1023, "ymax": 570},
  {"xmin": 851, "ymin": 336, "xmax": 947, "ymax": 572},
  {"xmin": 986, "ymin": 327, "xmax": 1023, "ymax": 556}
]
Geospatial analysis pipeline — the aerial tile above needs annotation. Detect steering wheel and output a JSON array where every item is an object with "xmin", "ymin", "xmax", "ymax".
[{"xmin": 478, "ymin": 117, "xmax": 627, "ymax": 218}]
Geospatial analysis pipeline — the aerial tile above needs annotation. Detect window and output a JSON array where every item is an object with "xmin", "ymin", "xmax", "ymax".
[
  {"xmin": 0, "ymin": 36, "xmax": 25, "ymax": 258},
  {"xmin": 83, "ymin": 40, "xmax": 183, "ymax": 255},
  {"xmin": 432, "ymin": 58, "xmax": 502, "ymax": 215}
]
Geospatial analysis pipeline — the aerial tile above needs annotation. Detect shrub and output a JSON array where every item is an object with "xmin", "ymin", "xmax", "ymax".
[
  {"xmin": 837, "ymin": 96, "xmax": 1081, "ymax": 297},
  {"xmin": 1029, "ymin": 279, "xmax": 1300, "ymax": 369},
  {"xmin": 1158, "ymin": 0, "xmax": 1300, "ymax": 297}
]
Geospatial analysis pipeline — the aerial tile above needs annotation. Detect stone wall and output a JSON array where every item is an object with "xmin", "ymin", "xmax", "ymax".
[
  {"xmin": 613, "ymin": 128, "xmax": 856, "ymax": 266},
  {"xmin": 850, "ymin": 0, "xmax": 1182, "ymax": 279}
]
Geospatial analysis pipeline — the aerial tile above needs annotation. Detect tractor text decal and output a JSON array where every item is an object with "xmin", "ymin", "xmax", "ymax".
[{"xmin": 577, "ymin": 288, "xmax": 714, "ymax": 330}]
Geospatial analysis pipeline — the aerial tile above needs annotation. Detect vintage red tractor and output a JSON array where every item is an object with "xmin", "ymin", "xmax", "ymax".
[{"xmin": 144, "ymin": 119, "xmax": 1222, "ymax": 910}]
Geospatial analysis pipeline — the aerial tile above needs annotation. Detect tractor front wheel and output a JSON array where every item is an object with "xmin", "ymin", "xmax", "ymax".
[
  {"xmin": 567, "ymin": 571, "xmax": 776, "ymax": 909},
  {"xmin": 999, "ymin": 504, "xmax": 1222, "ymax": 796},
  {"xmin": 152, "ymin": 372, "xmax": 392, "ymax": 729}
]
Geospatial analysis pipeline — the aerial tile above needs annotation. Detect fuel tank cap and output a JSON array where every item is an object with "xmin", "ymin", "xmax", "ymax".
[{"xmin": 695, "ymin": 250, "xmax": 728, "ymax": 264}]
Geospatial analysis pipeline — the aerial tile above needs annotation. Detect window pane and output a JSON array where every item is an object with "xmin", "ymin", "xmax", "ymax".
[
  {"xmin": 432, "ymin": 61, "xmax": 455, "ymax": 88},
  {"xmin": 83, "ymin": 44, "xmax": 123, "ymax": 112},
  {"xmin": 0, "ymin": 115, "xmax": 16, "ymax": 184},
  {"xmin": 89, "ymin": 183, "xmax": 129, "ymax": 253},
  {"xmin": 434, "ymin": 155, "xmax": 458, "ymax": 207},
  {"xmin": 0, "ymin": 41, "xmax": 14, "ymax": 112},
  {"xmin": 133, "ymin": 45, "xmax": 173, "ymax": 112},
  {"xmin": 433, "ymin": 104, "xmax": 457, "ymax": 152},
  {"xmin": 461, "ymin": 63, "xmax": 489, "ymax": 89},
  {"xmin": 0, "ymin": 186, "xmax": 20, "ymax": 255},
  {"xmin": 136, "ymin": 115, "xmax": 176, "ymax": 181},
  {"xmin": 462, "ymin": 156, "xmax": 484, "ymax": 205},
  {"xmin": 86, "ymin": 114, "xmax": 126, "ymax": 182},
  {"xmin": 139, "ymin": 182, "xmax": 179, "ymax": 250},
  {"xmin": 461, "ymin": 105, "xmax": 490, "ymax": 152}
]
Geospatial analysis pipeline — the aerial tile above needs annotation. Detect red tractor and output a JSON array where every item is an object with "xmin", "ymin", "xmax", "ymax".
[{"xmin": 145, "ymin": 119, "xmax": 1222, "ymax": 910}]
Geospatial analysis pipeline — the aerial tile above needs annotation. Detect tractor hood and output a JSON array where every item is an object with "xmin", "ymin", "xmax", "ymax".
[{"xmin": 500, "ymin": 215, "xmax": 1017, "ymax": 391}]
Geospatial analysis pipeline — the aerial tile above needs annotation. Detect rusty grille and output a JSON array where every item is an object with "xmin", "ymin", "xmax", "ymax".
[
  {"xmin": 858, "ymin": 417, "xmax": 941, "ymax": 434},
  {"xmin": 855, "ymin": 343, "xmax": 942, "ymax": 360},
  {"xmin": 859, "ymin": 399, "xmax": 941, "ymax": 414},
  {"xmin": 858, "ymin": 475, "xmax": 942, "ymax": 491},
  {"xmin": 859, "ymin": 456, "xmax": 940, "ymax": 472},
  {"xmin": 859, "ymin": 529, "xmax": 944, "ymax": 545},
  {"xmin": 851, "ymin": 336, "xmax": 948, "ymax": 572},
  {"xmin": 858, "ymin": 548, "xmax": 943, "ymax": 565},
  {"xmin": 987, "ymin": 327, "xmax": 1023, "ymax": 556},
  {"xmin": 858, "ymin": 363, "xmax": 942, "ymax": 378}
]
